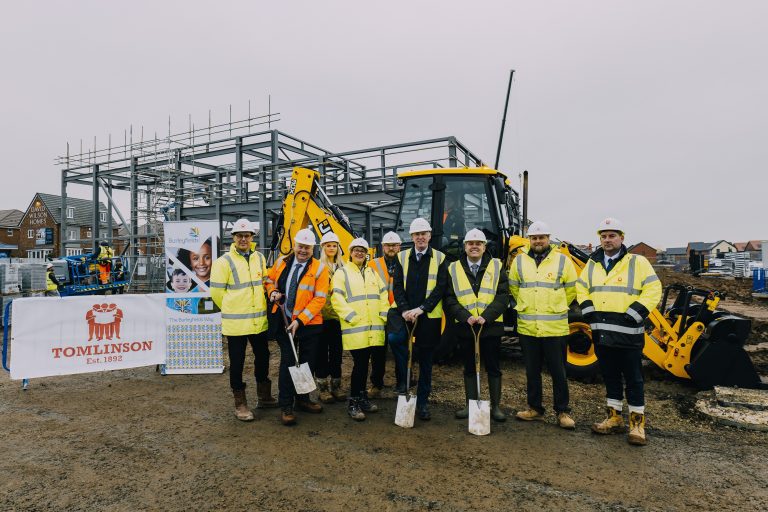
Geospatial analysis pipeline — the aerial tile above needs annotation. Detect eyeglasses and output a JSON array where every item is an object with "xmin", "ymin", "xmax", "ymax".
[{"xmin": 351, "ymin": 248, "xmax": 367, "ymax": 255}]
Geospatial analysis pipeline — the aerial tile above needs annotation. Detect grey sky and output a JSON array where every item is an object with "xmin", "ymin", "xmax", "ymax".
[{"xmin": 2, "ymin": 1, "xmax": 766, "ymax": 249}]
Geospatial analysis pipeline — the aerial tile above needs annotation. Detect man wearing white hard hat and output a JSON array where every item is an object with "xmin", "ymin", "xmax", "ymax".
[
  {"xmin": 210, "ymin": 218, "xmax": 276, "ymax": 421},
  {"xmin": 444, "ymin": 228, "xmax": 510, "ymax": 422},
  {"xmin": 509, "ymin": 221, "xmax": 578, "ymax": 429},
  {"xmin": 45, "ymin": 263, "xmax": 61, "ymax": 297},
  {"xmin": 330, "ymin": 237, "xmax": 389, "ymax": 420},
  {"xmin": 576, "ymin": 217, "xmax": 661, "ymax": 446},
  {"xmin": 265, "ymin": 228, "xmax": 329, "ymax": 426},
  {"xmin": 367, "ymin": 231, "xmax": 402, "ymax": 396},
  {"xmin": 391, "ymin": 217, "xmax": 448, "ymax": 420}
]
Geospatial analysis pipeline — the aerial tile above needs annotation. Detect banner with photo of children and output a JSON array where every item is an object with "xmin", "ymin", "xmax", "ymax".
[{"xmin": 163, "ymin": 221, "xmax": 224, "ymax": 374}]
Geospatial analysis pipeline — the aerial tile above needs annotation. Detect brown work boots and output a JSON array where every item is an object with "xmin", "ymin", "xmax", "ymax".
[
  {"xmin": 317, "ymin": 378, "xmax": 335, "ymax": 404},
  {"xmin": 233, "ymin": 389, "xmax": 254, "ymax": 421},
  {"xmin": 627, "ymin": 412, "xmax": 647, "ymax": 446},
  {"xmin": 591, "ymin": 407, "xmax": 625, "ymax": 434},
  {"xmin": 256, "ymin": 380, "xmax": 278, "ymax": 409}
]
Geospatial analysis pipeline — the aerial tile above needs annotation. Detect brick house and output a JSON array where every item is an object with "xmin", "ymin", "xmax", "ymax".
[
  {"xmin": 628, "ymin": 242, "xmax": 657, "ymax": 264},
  {"xmin": 0, "ymin": 209, "xmax": 23, "ymax": 257},
  {"xmin": 18, "ymin": 193, "xmax": 124, "ymax": 259}
]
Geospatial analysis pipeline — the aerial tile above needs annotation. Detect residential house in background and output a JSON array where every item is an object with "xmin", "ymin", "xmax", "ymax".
[
  {"xmin": 628, "ymin": 242, "xmax": 657, "ymax": 264},
  {"xmin": 0, "ymin": 209, "xmax": 23, "ymax": 257},
  {"xmin": 663, "ymin": 247, "xmax": 688, "ymax": 266}
]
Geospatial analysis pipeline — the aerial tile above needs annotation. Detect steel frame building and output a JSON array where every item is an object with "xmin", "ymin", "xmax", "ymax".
[{"xmin": 57, "ymin": 115, "xmax": 485, "ymax": 290}]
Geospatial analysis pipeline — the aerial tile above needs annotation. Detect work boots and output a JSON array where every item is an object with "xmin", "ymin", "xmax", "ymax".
[
  {"xmin": 331, "ymin": 378, "xmax": 346, "ymax": 402},
  {"xmin": 488, "ymin": 375, "xmax": 507, "ymax": 422},
  {"xmin": 367, "ymin": 385, "xmax": 382, "ymax": 399},
  {"xmin": 455, "ymin": 375, "xmax": 477, "ymax": 419},
  {"xmin": 358, "ymin": 391, "xmax": 379, "ymax": 413},
  {"xmin": 256, "ymin": 379, "xmax": 278, "ymax": 409},
  {"xmin": 628, "ymin": 412, "xmax": 647, "ymax": 446},
  {"xmin": 591, "ymin": 407, "xmax": 625, "ymax": 434},
  {"xmin": 233, "ymin": 389, "xmax": 254, "ymax": 421},
  {"xmin": 348, "ymin": 398, "xmax": 366, "ymax": 421},
  {"xmin": 317, "ymin": 378, "xmax": 335, "ymax": 404}
]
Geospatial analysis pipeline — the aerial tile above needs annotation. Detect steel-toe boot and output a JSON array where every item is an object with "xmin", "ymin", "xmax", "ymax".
[
  {"xmin": 233, "ymin": 389, "xmax": 254, "ymax": 421},
  {"xmin": 317, "ymin": 378, "xmax": 335, "ymax": 404},
  {"xmin": 557, "ymin": 412, "xmax": 576, "ymax": 430},
  {"xmin": 256, "ymin": 379, "xmax": 278, "ymax": 409},
  {"xmin": 516, "ymin": 408, "xmax": 545, "ymax": 421},
  {"xmin": 331, "ymin": 378, "xmax": 346, "ymax": 402},
  {"xmin": 367, "ymin": 385, "xmax": 382, "ymax": 399},
  {"xmin": 591, "ymin": 407, "xmax": 625, "ymax": 434},
  {"xmin": 627, "ymin": 412, "xmax": 647, "ymax": 446}
]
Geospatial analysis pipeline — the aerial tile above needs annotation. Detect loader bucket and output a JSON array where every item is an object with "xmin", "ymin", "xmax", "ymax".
[{"xmin": 688, "ymin": 339, "xmax": 761, "ymax": 389}]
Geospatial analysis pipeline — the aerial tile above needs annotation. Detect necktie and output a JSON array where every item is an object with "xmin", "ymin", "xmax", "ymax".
[
  {"xmin": 286, "ymin": 264, "xmax": 301, "ymax": 315},
  {"xmin": 416, "ymin": 252, "xmax": 422, "ymax": 262},
  {"xmin": 606, "ymin": 259, "xmax": 614, "ymax": 272},
  {"xmin": 470, "ymin": 264, "xmax": 479, "ymax": 277}
]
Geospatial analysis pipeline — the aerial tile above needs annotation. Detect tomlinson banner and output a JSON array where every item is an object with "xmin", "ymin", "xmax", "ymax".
[{"xmin": 10, "ymin": 295, "xmax": 166, "ymax": 380}]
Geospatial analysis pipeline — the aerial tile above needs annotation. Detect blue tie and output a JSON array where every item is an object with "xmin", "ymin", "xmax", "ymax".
[
  {"xmin": 286, "ymin": 264, "xmax": 301, "ymax": 315},
  {"xmin": 606, "ymin": 258, "xmax": 614, "ymax": 272}
]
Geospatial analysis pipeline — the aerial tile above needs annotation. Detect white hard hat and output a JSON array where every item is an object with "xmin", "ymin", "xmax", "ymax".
[
  {"xmin": 464, "ymin": 228, "xmax": 487, "ymax": 243},
  {"xmin": 230, "ymin": 218, "xmax": 256, "ymax": 235},
  {"xmin": 47, "ymin": 263, "xmax": 54, "ymax": 269},
  {"xmin": 597, "ymin": 217, "xmax": 624, "ymax": 235},
  {"xmin": 294, "ymin": 228, "xmax": 317, "ymax": 246},
  {"xmin": 382, "ymin": 231, "xmax": 402, "ymax": 244},
  {"xmin": 320, "ymin": 232, "xmax": 340, "ymax": 245},
  {"xmin": 348, "ymin": 238, "xmax": 369, "ymax": 251},
  {"xmin": 409, "ymin": 217, "xmax": 432, "ymax": 234},
  {"xmin": 527, "ymin": 221, "xmax": 551, "ymax": 236}
]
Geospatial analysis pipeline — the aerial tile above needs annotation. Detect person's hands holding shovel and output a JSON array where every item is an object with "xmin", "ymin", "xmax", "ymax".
[{"xmin": 286, "ymin": 320, "xmax": 299, "ymax": 337}]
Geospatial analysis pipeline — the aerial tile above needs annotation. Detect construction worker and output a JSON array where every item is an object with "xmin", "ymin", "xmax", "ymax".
[
  {"xmin": 96, "ymin": 240, "xmax": 114, "ymax": 284},
  {"xmin": 577, "ymin": 217, "xmax": 662, "ymax": 446},
  {"xmin": 444, "ymin": 228, "xmax": 510, "ymax": 422},
  {"xmin": 316, "ymin": 231, "xmax": 346, "ymax": 404},
  {"xmin": 265, "ymin": 228, "xmax": 329, "ymax": 426},
  {"xmin": 367, "ymin": 230, "xmax": 401, "ymax": 396},
  {"xmin": 45, "ymin": 263, "xmax": 61, "ymax": 297},
  {"xmin": 509, "ymin": 221, "xmax": 578, "ymax": 429},
  {"xmin": 392, "ymin": 217, "xmax": 448, "ymax": 421},
  {"xmin": 331, "ymin": 238, "xmax": 389, "ymax": 421},
  {"xmin": 210, "ymin": 218, "xmax": 277, "ymax": 422}
]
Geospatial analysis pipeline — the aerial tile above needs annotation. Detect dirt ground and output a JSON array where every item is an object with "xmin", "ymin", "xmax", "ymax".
[
  {"xmin": 2, "ymin": 346, "xmax": 767, "ymax": 512},
  {"xmin": 2, "ymin": 268, "xmax": 767, "ymax": 511}
]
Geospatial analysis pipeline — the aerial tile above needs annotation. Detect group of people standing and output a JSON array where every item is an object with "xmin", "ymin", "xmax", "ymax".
[{"xmin": 210, "ymin": 214, "xmax": 660, "ymax": 446}]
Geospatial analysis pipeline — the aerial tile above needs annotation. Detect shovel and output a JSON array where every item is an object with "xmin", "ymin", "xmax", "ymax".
[
  {"xmin": 468, "ymin": 324, "xmax": 490, "ymax": 436},
  {"xmin": 279, "ymin": 305, "xmax": 316, "ymax": 395},
  {"xmin": 395, "ymin": 318, "xmax": 418, "ymax": 428}
]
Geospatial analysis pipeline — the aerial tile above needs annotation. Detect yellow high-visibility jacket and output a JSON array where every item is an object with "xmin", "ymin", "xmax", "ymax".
[
  {"xmin": 210, "ymin": 243, "xmax": 268, "ymax": 336},
  {"xmin": 397, "ymin": 248, "xmax": 445, "ymax": 319},
  {"xmin": 576, "ymin": 247, "xmax": 662, "ymax": 349},
  {"xmin": 331, "ymin": 262, "xmax": 389, "ymax": 351},
  {"xmin": 46, "ymin": 271, "xmax": 58, "ymax": 291},
  {"xmin": 509, "ymin": 246, "xmax": 578, "ymax": 337},
  {"xmin": 448, "ymin": 257, "xmax": 504, "ymax": 322}
]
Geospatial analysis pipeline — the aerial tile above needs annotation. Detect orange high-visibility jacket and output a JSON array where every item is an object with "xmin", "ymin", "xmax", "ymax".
[
  {"xmin": 265, "ymin": 256, "xmax": 329, "ymax": 327},
  {"xmin": 368, "ymin": 256, "xmax": 395, "ymax": 306}
]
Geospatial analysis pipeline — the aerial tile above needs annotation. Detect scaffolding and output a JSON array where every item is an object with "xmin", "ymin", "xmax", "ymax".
[{"xmin": 57, "ymin": 110, "xmax": 486, "ymax": 292}]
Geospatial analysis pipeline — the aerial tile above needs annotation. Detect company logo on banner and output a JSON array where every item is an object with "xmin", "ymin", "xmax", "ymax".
[{"xmin": 10, "ymin": 295, "xmax": 166, "ymax": 380}]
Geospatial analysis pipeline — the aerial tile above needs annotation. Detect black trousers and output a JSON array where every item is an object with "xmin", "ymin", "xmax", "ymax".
[
  {"xmin": 519, "ymin": 334, "xmax": 570, "ymax": 414},
  {"xmin": 594, "ymin": 344, "xmax": 644, "ymax": 407},
  {"xmin": 226, "ymin": 333, "xmax": 270, "ymax": 391},
  {"xmin": 369, "ymin": 344, "xmax": 387, "ymax": 388},
  {"xmin": 316, "ymin": 319, "xmax": 343, "ymax": 379},
  {"xmin": 459, "ymin": 335, "xmax": 501, "ymax": 378},
  {"xmin": 275, "ymin": 324, "xmax": 320, "ymax": 409},
  {"xmin": 350, "ymin": 347, "xmax": 372, "ymax": 398}
]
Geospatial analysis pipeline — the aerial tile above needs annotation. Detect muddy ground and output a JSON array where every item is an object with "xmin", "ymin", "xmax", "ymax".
[
  {"xmin": 2, "ymin": 346, "xmax": 767, "ymax": 512},
  {"xmin": 2, "ymin": 269, "xmax": 767, "ymax": 511}
]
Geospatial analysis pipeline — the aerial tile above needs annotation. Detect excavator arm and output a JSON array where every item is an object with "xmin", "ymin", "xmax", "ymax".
[{"xmin": 272, "ymin": 167, "xmax": 357, "ymax": 259}]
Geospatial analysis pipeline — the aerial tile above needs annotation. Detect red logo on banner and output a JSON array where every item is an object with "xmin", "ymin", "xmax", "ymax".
[{"xmin": 85, "ymin": 303, "xmax": 124, "ymax": 341}]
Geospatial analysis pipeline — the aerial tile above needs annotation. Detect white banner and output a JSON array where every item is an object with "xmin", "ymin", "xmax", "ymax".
[
  {"xmin": 163, "ymin": 220, "xmax": 223, "ymax": 374},
  {"xmin": 10, "ymin": 295, "xmax": 166, "ymax": 380}
]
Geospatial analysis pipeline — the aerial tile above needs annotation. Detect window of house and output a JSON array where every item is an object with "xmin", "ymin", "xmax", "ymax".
[
  {"xmin": 100, "ymin": 212, "xmax": 107, "ymax": 222},
  {"xmin": 65, "ymin": 247, "xmax": 83, "ymax": 256},
  {"xmin": 6, "ymin": 229, "xmax": 12, "ymax": 236},
  {"xmin": 27, "ymin": 229, "xmax": 34, "ymax": 239},
  {"xmin": 86, "ymin": 230, "xmax": 92, "ymax": 239},
  {"xmin": 68, "ymin": 229, "xmax": 78, "ymax": 240},
  {"xmin": 66, "ymin": 207, "xmax": 75, "ymax": 219}
]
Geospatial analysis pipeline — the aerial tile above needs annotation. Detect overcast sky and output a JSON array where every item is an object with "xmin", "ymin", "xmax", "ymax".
[{"xmin": 1, "ymin": 1, "xmax": 766, "ymax": 249}]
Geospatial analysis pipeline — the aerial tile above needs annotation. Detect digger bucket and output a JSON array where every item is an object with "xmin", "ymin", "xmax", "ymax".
[{"xmin": 688, "ymin": 339, "xmax": 761, "ymax": 389}]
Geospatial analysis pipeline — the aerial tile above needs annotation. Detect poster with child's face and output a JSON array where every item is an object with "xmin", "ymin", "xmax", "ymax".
[{"xmin": 163, "ymin": 221, "xmax": 219, "ymax": 293}]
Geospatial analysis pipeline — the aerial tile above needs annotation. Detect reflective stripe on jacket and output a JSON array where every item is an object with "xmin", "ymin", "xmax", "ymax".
[
  {"xmin": 210, "ymin": 243, "xmax": 269, "ymax": 336},
  {"xmin": 398, "ymin": 248, "xmax": 445, "ymax": 319},
  {"xmin": 331, "ymin": 262, "xmax": 388, "ymax": 350},
  {"xmin": 265, "ymin": 256, "xmax": 329, "ymax": 327},
  {"xmin": 509, "ymin": 247, "xmax": 578, "ymax": 337},
  {"xmin": 576, "ymin": 248, "xmax": 662, "ymax": 348},
  {"xmin": 448, "ymin": 258, "xmax": 504, "ymax": 322},
  {"xmin": 369, "ymin": 256, "xmax": 395, "ymax": 306}
]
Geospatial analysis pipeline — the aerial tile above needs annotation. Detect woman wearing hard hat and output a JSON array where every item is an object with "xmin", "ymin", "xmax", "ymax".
[
  {"xmin": 315, "ymin": 231, "xmax": 346, "ymax": 403},
  {"xmin": 331, "ymin": 238, "xmax": 390, "ymax": 421}
]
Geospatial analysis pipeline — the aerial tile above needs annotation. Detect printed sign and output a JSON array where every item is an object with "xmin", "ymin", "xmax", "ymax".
[
  {"xmin": 163, "ymin": 221, "xmax": 219, "ymax": 293},
  {"xmin": 164, "ymin": 294, "xmax": 224, "ymax": 374},
  {"xmin": 10, "ymin": 295, "xmax": 166, "ymax": 380}
]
